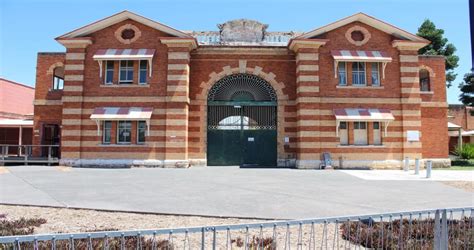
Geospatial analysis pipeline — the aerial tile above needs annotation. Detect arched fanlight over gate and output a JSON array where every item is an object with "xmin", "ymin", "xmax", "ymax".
[{"xmin": 207, "ymin": 74, "xmax": 277, "ymax": 102}]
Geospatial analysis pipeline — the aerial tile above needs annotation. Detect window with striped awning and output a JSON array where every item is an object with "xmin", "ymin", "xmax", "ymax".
[{"xmin": 331, "ymin": 50, "xmax": 392, "ymax": 79}]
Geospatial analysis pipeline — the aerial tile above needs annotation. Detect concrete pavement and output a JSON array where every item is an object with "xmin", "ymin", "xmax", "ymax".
[{"xmin": 0, "ymin": 166, "xmax": 472, "ymax": 219}]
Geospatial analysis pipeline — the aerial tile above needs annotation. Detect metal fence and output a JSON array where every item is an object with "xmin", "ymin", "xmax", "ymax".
[
  {"xmin": 0, "ymin": 207, "xmax": 472, "ymax": 249},
  {"xmin": 0, "ymin": 144, "xmax": 60, "ymax": 165}
]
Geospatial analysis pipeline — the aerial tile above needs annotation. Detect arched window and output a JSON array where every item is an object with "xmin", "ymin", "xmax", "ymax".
[
  {"xmin": 419, "ymin": 69, "xmax": 430, "ymax": 92},
  {"xmin": 52, "ymin": 67, "xmax": 64, "ymax": 90}
]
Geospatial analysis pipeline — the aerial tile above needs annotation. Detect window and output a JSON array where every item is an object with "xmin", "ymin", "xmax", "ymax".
[
  {"xmin": 105, "ymin": 61, "xmax": 114, "ymax": 84},
  {"xmin": 338, "ymin": 62, "xmax": 347, "ymax": 85},
  {"xmin": 353, "ymin": 121, "xmax": 368, "ymax": 145},
  {"xmin": 419, "ymin": 69, "xmax": 430, "ymax": 92},
  {"xmin": 117, "ymin": 121, "xmax": 132, "ymax": 143},
  {"xmin": 119, "ymin": 60, "xmax": 134, "ymax": 84},
  {"xmin": 103, "ymin": 121, "xmax": 112, "ymax": 144},
  {"xmin": 371, "ymin": 63, "xmax": 380, "ymax": 86},
  {"xmin": 52, "ymin": 67, "xmax": 64, "ymax": 90},
  {"xmin": 139, "ymin": 60, "xmax": 148, "ymax": 84},
  {"xmin": 352, "ymin": 62, "xmax": 366, "ymax": 85},
  {"xmin": 137, "ymin": 121, "xmax": 147, "ymax": 143},
  {"xmin": 373, "ymin": 122, "xmax": 382, "ymax": 145},
  {"xmin": 339, "ymin": 122, "xmax": 348, "ymax": 145}
]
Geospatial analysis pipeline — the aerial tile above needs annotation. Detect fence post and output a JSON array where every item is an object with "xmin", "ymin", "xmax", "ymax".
[
  {"xmin": 434, "ymin": 210, "xmax": 441, "ymax": 249},
  {"xmin": 415, "ymin": 158, "xmax": 420, "ymax": 175},
  {"xmin": 24, "ymin": 146, "xmax": 28, "ymax": 166},
  {"xmin": 1, "ymin": 146, "xmax": 4, "ymax": 166},
  {"xmin": 201, "ymin": 227, "xmax": 205, "ymax": 250},
  {"xmin": 48, "ymin": 146, "xmax": 52, "ymax": 166},
  {"xmin": 440, "ymin": 209, "xmax": 448, "ymax": 249},
  {"xmin": 426, "ymin": 160, "xmax": 432, "ymax": 178},
  {"xmin": 404, "ymin": 157, "xmax": 409, "ymax": 171}
]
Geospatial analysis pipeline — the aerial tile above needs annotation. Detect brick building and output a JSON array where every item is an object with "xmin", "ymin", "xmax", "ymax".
[
  {"xmin": 0, "ymin": 78, "xmax": 34, "ymax": 152},
  {"xmin": 447, "ymin": 105, "xmax": 474, "ymax": 152},
  {"xmin": 33, "ymin": 11, "xmax": 449, "ymax": 168}
]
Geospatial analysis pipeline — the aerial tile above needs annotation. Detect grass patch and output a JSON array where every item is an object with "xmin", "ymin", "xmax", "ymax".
[{"xmin": 436, "ymin": 166, "xmax": 474, "ymax": 170}]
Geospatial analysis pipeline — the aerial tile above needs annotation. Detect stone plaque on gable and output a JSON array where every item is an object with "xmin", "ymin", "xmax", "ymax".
[{"xmin": 218, "ymin": 19, "xmax": 268, "ymax": 43}]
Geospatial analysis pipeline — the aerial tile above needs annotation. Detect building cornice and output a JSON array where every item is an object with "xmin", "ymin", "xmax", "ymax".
[
  {"xmin": 288, "ymin": 39, "xmax": 328, "ymax": 52},
  {"xmin": 392, "ymin": 40, "xmax": 429, "ymax": 51},
  {"xmin": 160, "ymin": 38, "xmax": 198, "ymax": 50},
  {"xmin": 56, "ymin": 37, "xmax": 93, "ymax": 48}
]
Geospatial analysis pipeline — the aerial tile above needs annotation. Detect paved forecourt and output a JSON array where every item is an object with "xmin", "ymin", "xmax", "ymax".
[{"xmin": 0, "ymin": 166, "xmax": 472, "ymax": 219}]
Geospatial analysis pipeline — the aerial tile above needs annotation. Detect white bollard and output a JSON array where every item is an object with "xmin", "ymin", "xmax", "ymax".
[
  {"xmin": 404, "ymin": 157, "xmax": 409, "ymax": 171},
  {"xmin": 415, "ymin": 158, "xmax": 420, "ymax": 175},
  {"xmin": 426, "ymin": 160, "xmax": 432, "ymax": 178}
]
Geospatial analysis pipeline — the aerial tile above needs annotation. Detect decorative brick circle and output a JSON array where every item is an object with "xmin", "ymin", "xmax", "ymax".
[
  {"xmin": 114, "ymin": 24, "xmax": 141, "ymax": 44},
  {"xmin": 345, "ymin": 25, "xmax": 371, "ymax": 46}
]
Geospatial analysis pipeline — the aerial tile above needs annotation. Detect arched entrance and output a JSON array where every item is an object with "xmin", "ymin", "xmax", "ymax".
[{"xmin": 207, "ymin": 73, "xmax": 277, "ymax": 166}]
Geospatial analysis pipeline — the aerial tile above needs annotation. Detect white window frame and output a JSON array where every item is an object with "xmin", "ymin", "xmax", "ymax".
[
  {"xmin": 352, "ymin": 62, "xmax": 366, "ymax": 86},
  {"xmin": 117, "ymin": 121, "xmax": 132, "ymax": 144},
  {"xmin": 371, "ymin": 62, "xmax": 380, "ymax": 86},
  {"xmin": 338, "ymin": 62, "xmax": 347, "ymax": 86},
  {"xmin": 339, "ymin": 121, "xmax": 349, "ymax": 145},
  {"xmin": 102, "ymin": 121, "xmax": 112, "ymax": 144},
  {"xmin": 119, "ymin": 60, "xmax": 134, "ymax": 84},
  {"xmin": 104, "ymin": 61, "xmax": 114, "ymax": 85},
  {"xmin": 138, "ymin": 60, "xmax": 148, "ymax": 85},
  {"xmin": 137, "ymin": 121, "xmax": 147, "ymax": 144},
  {"xmin": 373, "ymin": 122, "xmax": 382, "ymax": 145},
  {"xmin": 353, "ymin": 121, "xmax": 368, "ymax": 145}
]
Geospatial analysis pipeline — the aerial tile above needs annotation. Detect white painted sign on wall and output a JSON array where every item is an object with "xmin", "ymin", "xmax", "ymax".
[{"xmin": 407, "ymin": 130, "xmax": 420, "ymax": 142}]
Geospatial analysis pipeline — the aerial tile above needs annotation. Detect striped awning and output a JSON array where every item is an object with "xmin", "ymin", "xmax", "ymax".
[
  {"xmin": 333, "ymin": 108, "xmax": 395, "ymax": 121},
  {"xmin": 93, "ymin": 49, "xmax": 156, "ymax": 60},
  {"xmin": 90, "ymin": 107, "xmax": 153, "ymax": 120},
  {"xmin": 331, "ymin": 50, "xmax": 392, "ymax": 62}
]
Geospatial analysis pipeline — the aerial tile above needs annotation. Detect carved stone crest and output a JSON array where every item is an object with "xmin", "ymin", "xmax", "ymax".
[{"xmin": 218, "ymin": 19, "xmax": 268, "ymax": 43}]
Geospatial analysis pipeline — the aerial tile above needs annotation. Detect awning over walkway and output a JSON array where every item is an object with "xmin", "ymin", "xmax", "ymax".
[
  {"xmin": 333, "ymin": 108, "xmax": 394, "ymax": 136},
  {"xmin": 447, "ymin": 122, "xmax": 462, "ymax": 130},
  {"xmin": 93, "ymin": 49, "xmax": 156, "ymax": 77},
  {"xmin": 90, "ymin": 107, "xmax": 153, "ymax": 135},
  {"xmin": 331, "ymin": 50, "xmax": 392, "ymax": 78},
  {"xmin": 0, "ymin": 119, "xmax": 33, "ymax": 127}
]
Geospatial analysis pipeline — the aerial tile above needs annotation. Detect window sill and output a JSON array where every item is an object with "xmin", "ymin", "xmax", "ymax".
[
  {"xmin": 100, "ymin": 84, "xmax": 150, "ymax": 88},
  {"xmin": 420, "ymin": 91, "xmax": 434, "ymax": 95},
  {"xmin": 98, "ymin": 143, "xmax": 149, "ymax": 147},
  {"xmin": 338, "ymin": 144, "xmax": 385, "ymax": 148},
  {"xmin": 336, "ymin": 85, "xmax": 384, "ymax": 89}
]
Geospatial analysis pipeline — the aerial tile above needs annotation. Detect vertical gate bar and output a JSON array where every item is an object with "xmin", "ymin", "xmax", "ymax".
[
  {"xmin": 212, "ymin": 228, "xmax": 216, "ymax": 250},
  {"xmin": 441, "ymin": 209, "xmax": 448, "ymax": 249},
  {"xmin": 201, "ymin": 227, "xmax": 205, "ymax": 250}
]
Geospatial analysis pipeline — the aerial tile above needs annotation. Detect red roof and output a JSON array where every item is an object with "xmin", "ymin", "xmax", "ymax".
[{"xmin": 0, "ymin": 78, "xmax": 34, "ymax": 118}]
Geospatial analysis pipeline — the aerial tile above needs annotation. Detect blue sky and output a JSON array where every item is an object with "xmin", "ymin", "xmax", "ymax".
[{"xmin": 0, "ymin": 0, "xmax": 471, "ymax": 103}]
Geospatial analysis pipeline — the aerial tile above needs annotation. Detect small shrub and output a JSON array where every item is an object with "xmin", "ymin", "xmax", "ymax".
[
  {"xmin": 232, "ymin": 236, "xmax": 276, "ymax": 249},
  {"xmin": 340, "ymin": 217, "xmax": 471, "ymax": 248},
  {"xmin": 454, "ymin": 143, "xmax": 474, "ymax": 159},
  {"xmin": 0, "ymin": 216, "xmax": 47, "ymax": 236}
]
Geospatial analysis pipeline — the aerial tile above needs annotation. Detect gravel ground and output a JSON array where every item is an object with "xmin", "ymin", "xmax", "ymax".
[
  {"xmin": 0, "ymin": 205, "xmax": 353, "ymax": 249},
  {"xmin": 439, "ymin": 181, "xmax": 474, "ymax": 192}
]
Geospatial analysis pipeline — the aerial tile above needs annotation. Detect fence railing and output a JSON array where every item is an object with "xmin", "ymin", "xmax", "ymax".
[
  {"xmin": 0, "ymin": 144, "xmax": 60, "ymax": 165},
  {"xmin": 0, "ymin": 207, "xmax": 472, "ymax": 249}
]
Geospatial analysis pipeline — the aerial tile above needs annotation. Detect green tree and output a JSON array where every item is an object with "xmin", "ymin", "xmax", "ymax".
[
  {"xmin": 417, "ymin": 19, "xmax": 459, "ymax": 87},
  {"xmin": 459, "ymin": 72, "xmax": 474, "ymax": 106}
]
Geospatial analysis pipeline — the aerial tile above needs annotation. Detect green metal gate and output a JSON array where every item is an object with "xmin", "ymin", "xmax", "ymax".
[{"xmin": 207, "ymin": 74, "xmax": 277, "ymax": 167}]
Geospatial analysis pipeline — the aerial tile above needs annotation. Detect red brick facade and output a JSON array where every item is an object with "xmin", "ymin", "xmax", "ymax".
[{"xmin": 33, "ymin": 11, "xmax": 450, "ymax": 168}]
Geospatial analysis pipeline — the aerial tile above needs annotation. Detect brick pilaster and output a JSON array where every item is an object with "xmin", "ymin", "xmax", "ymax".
[
  {"xmin": 393, "ymin": 40, "xmax": 428, "ymax": 164},
  {"xmin": 160, "ymin": 38, "xmax": 197, "ymax": 167},
  {"xmin": 289, "ymin": 39, "xmax": 327, "ymax": 168},
  {"xmin": 57, "ymin": 38, "xmax": 92, "ymax": 161}
]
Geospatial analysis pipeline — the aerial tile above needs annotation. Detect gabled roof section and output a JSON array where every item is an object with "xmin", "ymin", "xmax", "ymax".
[
  {"xmin": 297, "ymin": 13, "xmax": 429, "ymax": 43},
  {"xmin": 56, "ymin": 10, "xmax": 192, "ymax": 39}
]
